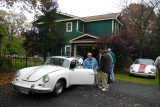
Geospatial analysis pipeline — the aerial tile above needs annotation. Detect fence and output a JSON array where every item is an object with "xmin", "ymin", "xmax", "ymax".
[{"xmin": 0, "ymin": 55, "xmax": 43, "ymax": 72}]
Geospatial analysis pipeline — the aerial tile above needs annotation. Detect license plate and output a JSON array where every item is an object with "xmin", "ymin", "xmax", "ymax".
[{"xmin": 20, "ymin": 88, "xmax": 28, "ymax": 94}]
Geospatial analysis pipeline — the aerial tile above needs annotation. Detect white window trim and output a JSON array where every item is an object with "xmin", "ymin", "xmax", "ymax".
[
  {"xmin": 65, "ymin": 45, "xmax": 71, "ymax": 57},
  {"xmin": 66, "ymin": 22, "xmax": 72, "ymax": 32}
]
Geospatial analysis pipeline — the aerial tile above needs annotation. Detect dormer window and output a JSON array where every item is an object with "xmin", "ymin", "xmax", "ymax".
[{"xmin": 66, "ymin": 22, "xmax": 72, "ymax": 32}]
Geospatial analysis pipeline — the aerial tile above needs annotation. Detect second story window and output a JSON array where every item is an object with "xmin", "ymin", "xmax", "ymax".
[{"xmin": 66, "ymin": 22, "xmax": 72, "ymax": 32}]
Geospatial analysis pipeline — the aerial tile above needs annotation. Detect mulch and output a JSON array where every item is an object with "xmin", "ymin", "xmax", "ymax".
[{"xmin": 0, "ymin": 71, "xmax": 15, "ymax": 87}]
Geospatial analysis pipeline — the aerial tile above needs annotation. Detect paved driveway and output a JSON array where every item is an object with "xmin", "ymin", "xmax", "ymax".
[{"xmin": 0, "ymin": 81, "xmax": 160, "ymax": 107}]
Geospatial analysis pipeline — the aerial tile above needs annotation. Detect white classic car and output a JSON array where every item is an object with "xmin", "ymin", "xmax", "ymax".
[
  {"xmin": 129, "ymin": 58, "xmax": 156, "ymax": 78},
  {"xmin": 12, "ymin": 56, "xmax": 95, "ymax": 95}
]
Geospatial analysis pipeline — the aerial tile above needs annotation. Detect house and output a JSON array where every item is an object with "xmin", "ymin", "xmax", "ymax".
[{"xmin": 56, "ymin": 12, "xmax": 123, "ymax": 58}]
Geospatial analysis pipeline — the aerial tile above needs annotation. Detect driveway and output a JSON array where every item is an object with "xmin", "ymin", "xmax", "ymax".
[{"xmin": 0, "ymin": 81, "xmax": 160, "ymax": 107}]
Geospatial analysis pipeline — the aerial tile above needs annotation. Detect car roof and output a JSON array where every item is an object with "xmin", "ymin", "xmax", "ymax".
[
  {"xmin": 137, "ymin": 58, "xmax": 154, "ymax": 61},
  {"xmin": 49, "ymin": 56, "xmax": 76, "ymax": 61}
]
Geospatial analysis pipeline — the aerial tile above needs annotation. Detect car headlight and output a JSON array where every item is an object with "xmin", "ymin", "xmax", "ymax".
[
  {"xmin": 151, "ymin": 68, "xmax": 156, "ymax": 72},
  {"xmin": 43, "ymin": 75, "xmax": 50, "ymax": 83},
  {"xmin": 15, "ymin": 71, "xmax": 20, "ymax": 78}
]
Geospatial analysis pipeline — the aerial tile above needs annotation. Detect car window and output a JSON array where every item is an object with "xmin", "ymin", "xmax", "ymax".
[
  {"xmin": 70, "ymin": 60, "xmax": 79, "ymax": 69},
  {"xmin": 45, "ymin": 58, "xmax": 70, "ymax": 68},
  {"xmin": 135, "ymin": 59, "xmax": 153, "ymax": 65}
]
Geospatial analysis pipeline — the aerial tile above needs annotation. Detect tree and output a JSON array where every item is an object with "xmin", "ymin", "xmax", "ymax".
[
  {"xmin": 95, "ymin": 31, "xmax": 135, "ymax": 57},
  {"xmin": 25, "ymin": 1, "xmax": 66, "ymax": 62},
  {"xmin": 121, "ymin": 0, "xmax": 159, "ymax": 57},
  {"xmin": 95, "ymin": 31, "xmax": 135, "ymax": 68},
  {"xmin": 146, "ymin": 13, "xmax": 160, "ymax": 59},
  {"xmin": 0, "ymin": 0, "xmax": 58, "ymax": 13},
  {"xmin": 22, "ymin": 30, "xmax": 38, "ymax": 56},
  {"xmin": 0, "ymin": 10, "xmax": 26, "ymax": 55}
]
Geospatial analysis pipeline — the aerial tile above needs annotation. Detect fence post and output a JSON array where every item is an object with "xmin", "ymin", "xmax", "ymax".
[{"xmin": 26, "ymin": 53, "xmax": 28, "ymax": 67}]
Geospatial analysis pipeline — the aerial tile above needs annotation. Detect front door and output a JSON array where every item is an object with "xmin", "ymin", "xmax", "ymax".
[{"xmin": 76, "ymin": 46, "xmax": 92, "ymax": 59}]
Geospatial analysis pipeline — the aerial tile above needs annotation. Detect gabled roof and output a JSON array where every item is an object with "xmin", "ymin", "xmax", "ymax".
[
  {"xmin": 56, "ymin": 12, "xmax": 121, "ymax": 23},
  {"xmin": 69, "ymin": 34, "xmax": 98, "ymax": 43},
  {"xmin": 82, "ymin": 13, "xmax": 120, "ymax": 22},
  {"xmin": 57, "ymin": 11, "xmax": 79, "ymax": 18}
]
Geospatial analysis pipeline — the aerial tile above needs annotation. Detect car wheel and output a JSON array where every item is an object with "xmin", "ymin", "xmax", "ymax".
[{"xmin": 53, "ymin": 79, "xmax": 64, "ymax": 96}]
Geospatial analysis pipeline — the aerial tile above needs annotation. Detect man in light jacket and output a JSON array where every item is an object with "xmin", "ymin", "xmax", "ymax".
[{"xmin": 154, "ymin": 56, "xmax": 160, "ymax": 86}]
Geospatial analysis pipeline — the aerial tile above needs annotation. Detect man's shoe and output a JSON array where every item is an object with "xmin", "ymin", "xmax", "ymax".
[
  {"xmin": 101, "ymin": 88, "xmax": 108, "ymax": 91},
  {"xmin": 98, "ymin": 86, "xmax": 103, "ymax": 89}
]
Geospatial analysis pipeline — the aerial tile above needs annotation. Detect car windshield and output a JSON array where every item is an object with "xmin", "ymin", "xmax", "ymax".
[
  {"xmin": 45, "ymin": 58, "xmax": 70, "ymax": 68},
  {"xmin": 134, "ymin": 59, "xmax": 153, "ymax": 65}
]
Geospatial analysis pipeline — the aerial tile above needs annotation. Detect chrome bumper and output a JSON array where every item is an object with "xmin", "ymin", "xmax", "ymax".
[{"xmin": 12, "ymin": 81, "xmax": 52, "ymax": 94}]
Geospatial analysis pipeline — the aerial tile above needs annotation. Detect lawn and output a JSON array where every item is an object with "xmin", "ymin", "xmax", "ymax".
[{"xmin": 115, "ymin": 72, "xmax": 159, "ymax": 86}]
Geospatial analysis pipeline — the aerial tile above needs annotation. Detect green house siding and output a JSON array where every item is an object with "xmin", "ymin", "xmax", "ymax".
[
  {"xmin": 84, "ymin": 20, "xmax": 113, "ymax": 37},
  {"xmin": 65, "ymin": 20, "xmax": 81, "ymax": 40},
  {"xmin": 78, "ymin": 20, "xmax": 84, "ymax": 32}
]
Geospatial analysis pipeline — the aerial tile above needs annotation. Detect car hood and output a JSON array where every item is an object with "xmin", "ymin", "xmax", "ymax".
[
  {"xmin": 130, "ymin": 64, "xmax": 155, "ymax": 72},
  {"xmin": 19, "ymin": 65, "xmax": 63, "ymax": 81}
]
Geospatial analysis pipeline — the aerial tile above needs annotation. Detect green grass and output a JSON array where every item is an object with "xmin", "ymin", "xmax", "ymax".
[{"xmin": 115, "ymin": 72, "xmax": 159, "ymax": 86}]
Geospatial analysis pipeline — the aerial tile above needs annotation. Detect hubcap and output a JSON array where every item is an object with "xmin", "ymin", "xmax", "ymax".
[{"xmin": 55, "ymin": 82, "xmax": 63, "ymax": 94}]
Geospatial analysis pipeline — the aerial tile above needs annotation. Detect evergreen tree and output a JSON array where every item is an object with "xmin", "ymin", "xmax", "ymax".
[{"xmin": 31, "ymin": 1, "xmax": 66, "ymax": 62}]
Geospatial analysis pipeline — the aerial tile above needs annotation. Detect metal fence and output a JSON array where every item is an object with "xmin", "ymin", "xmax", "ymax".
[{"xmin": 0, "ymin": 55, "xmax": 43, "ymax": 72}]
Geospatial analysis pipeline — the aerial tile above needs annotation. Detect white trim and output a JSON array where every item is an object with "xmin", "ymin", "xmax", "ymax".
[
  {"xmin": 112, "ymin": 20, "xmax": 114, "ymax": 34},
  {"xmin": 56, "ymin": 18, "xmax": 83, "ymax": 22},
  {"xmin": 66, "ymin": 22, "xmax": 72, "ymax": 32},
  {"xmin": 69, "ymin": 34, "xmax": 98, "ymax": 43},
  {"xmin": 83, "ymin": 22, "xmax": 84, "ymax": 32},
  {"xmin": 71, "ymin": 41, "xmax": 96, "ymax": 44},
  {"xmin": 56, "ymin": 17, "xmax": 123, "ymax": 26},
  {"xmin": 74, "ymin": 45, "xmax": 76, "ymax": 57},
  {"xmin": 65, "ymin": 45, "xmax": 71, "ymax": 57},
  {"xmin": 57, "ymin": 11, "xmax": 78, "ymax": 18},
  {"xmin": 76, "ymin": 20, "xmax": 78, "ymax": 31},
  {"xmin": 84, "ymin": 18, "xmax": 116, "ymax": 22},
  {"xmin": 115, "ymin": 18, "xmax": 123, "ymax": 26}
]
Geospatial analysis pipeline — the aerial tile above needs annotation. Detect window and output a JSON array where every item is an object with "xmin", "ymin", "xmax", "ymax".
[
  {"xmin": 70, "ymin": 60, "xmax": 79, "ymax": 69},
  {"xmin": 66, "ymin": 22, "xmax": 72, "ymax": 32},
  {"xmin": 65, "ymin": 45, "xmax": 71, "ymax": 56}
]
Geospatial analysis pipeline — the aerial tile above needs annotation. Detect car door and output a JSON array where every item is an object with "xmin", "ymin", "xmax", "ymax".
[{"xmin": 69, "ymin": 60, "xmax": 95, "ymax": 85}]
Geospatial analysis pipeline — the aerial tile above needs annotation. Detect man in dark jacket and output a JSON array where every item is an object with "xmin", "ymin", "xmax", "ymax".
[{"xmin": 99, "ymin": 50, "xmax": 112, "ymax": 91}]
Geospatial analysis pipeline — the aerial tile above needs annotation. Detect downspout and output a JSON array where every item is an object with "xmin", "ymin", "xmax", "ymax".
[{"xmin": 112, "ymin": 19, "xmax": 114, "ymax": 37}]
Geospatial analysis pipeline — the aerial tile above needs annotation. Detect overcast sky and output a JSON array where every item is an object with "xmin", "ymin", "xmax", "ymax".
[
  {"xmin": 57, "ymin": 0, "xmax": 138, "ymax": 17},
  {"xmin": 0, "ymin": 0, "xmax": 139, "ymax": 22}
]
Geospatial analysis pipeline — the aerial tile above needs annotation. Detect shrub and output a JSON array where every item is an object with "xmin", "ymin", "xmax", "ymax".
[{"xmin": 0, "ymin": 57, "xmax": 12, "ymax": 72}]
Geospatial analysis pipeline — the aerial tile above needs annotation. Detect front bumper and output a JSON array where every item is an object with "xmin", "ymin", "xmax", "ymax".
[
  {"xmin": 129, "ymin": 71, "xmax": 156, "ymax": 77},
  {"xmin": 12, "ymin": 81, "xmax": 52, "ymax": 94}
]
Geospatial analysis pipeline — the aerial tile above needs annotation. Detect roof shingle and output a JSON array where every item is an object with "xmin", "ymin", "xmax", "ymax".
[{"xmin": 82, "ymin": 13, "xmax": 120, "ymax": 21}]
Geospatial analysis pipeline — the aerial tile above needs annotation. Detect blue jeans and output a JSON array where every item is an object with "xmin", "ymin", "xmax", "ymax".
[{"xmin": 110, "ymin": 64, "xmax": 114, "ymax": 81}]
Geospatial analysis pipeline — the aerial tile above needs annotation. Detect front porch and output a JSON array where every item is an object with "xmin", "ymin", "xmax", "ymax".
[{"xmin": 68, "ymin": 34, "xmax": 99, "ymax": 59}]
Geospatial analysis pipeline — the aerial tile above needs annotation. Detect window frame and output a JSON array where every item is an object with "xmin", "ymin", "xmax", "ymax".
[
  {"xmin": 65, "ymin": 45, "xmax": 71, "ymax": 56},
  {"xmin": 66, "ymin": 22, "xmax": 72, "ymax": 32}
]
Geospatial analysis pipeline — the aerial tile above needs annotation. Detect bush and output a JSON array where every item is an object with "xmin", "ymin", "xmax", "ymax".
[
  {"xmin": 0, "ymin": 57, "xmax": 12, "ymax": 72},
  {"xmin": 116, "ymin": 56, "xmax": 133, "ymax": 73}
]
